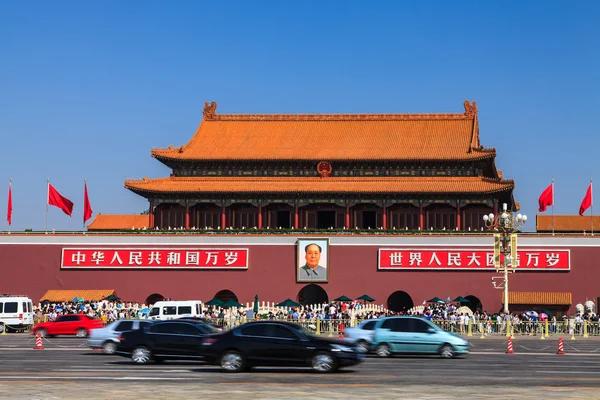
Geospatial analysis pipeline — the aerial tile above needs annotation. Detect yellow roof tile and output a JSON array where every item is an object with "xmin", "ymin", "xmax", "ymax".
[
  {"xmin": 125, "ymin": 176, "xmax": 514, "ymax": 195},
  {"xmin": 151, "ymin": 101, "xmax": 493, "ymax": 162},
  {"xmin": 39, "ymin": 289, "xmax": 117, "ymax": 303},
  {"xmin": 87, "ymin": 213, "xmax": 149, "ymax": 231},
  {"xmin": 536, "ymin": 215, "xmax": 600, "ymax": 233},
  {"xmin": 502, "ymin": 292, "xmax": 572, "ymax": 306}
]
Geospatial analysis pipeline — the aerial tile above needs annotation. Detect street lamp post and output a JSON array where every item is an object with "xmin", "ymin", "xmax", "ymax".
[{"xmin": 483, "ymin": 203, "xmax": 527, "ymax": 314}]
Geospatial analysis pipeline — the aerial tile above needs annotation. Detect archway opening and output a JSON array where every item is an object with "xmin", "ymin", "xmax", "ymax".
[
  {"xmin": 298, "ymin": 284, "xmax": 328, "ymax": 306},
  {"xmin": 387, "ymin": 291, "xmax": 414, "ymax": 313},
  {"xmin": 214, "ymin": 289, "xmax": 239, "ymax": 303},
  {"xmin": 464, "ymin": 295, "xmax": 483, "ymax": 313},
  {"xmin": 145, "ymin": 293, "xmax": 164, "ymax": 306}
]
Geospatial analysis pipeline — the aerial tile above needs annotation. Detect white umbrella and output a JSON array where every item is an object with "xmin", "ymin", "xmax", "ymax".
[
  {"xmin": 526, "ymin": 311, "xmax": 538, "ymax": 317},
  {"xmin": 456, "ymin": 306, "xmax": 473, "ymax": 316},
  {"xmin": 408, "ymin": 305, "xmax": 425, "ymax": 315}
]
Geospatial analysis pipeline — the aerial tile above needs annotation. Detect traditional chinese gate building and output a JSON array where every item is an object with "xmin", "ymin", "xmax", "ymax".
[
  {"xmin": 5, "ymin": 101, "xmax": 591, "ymax": 315},
  {"xmin": 103, "ymin": 101, "xmax": 517, "ymax": 231}
]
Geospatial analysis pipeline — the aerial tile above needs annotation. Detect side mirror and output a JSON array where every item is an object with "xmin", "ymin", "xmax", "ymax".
[{"xmin": 427, "ymin": 327, "xmax": 436, "ymax": 334}]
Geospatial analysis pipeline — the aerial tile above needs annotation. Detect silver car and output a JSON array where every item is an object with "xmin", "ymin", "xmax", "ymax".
[
  {"xmin": 88, "ymin": 320, "xmax": 152, "ymax": 354},
  {"xmin": 342, "ymin": 319, "xmax": 378, "ymax": 353}
]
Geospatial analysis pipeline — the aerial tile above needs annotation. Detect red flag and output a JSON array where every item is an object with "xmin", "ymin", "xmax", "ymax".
[
  {"xmin": 48, "ymin": 183, "xmax": 74, "ymax": 216},
  {"xmin": 538, "ymin": 182, "xmax": 554, "ymax": 212},
  {"xmin": 7, "ymin": 182, "xmax": 12, "ymax": 225},
  {"xmin": 83, "ymin": 181, "xmax": 93, "ymax": 223},
  {"xmin": 579, "ymin": 182, "xmax": 592, "ymax": 216}
]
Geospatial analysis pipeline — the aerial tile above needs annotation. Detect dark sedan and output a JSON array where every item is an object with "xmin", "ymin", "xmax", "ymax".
[
  {"xmin": 115, "ymin": 320, "xmax": 220, "ymax": 364},
  {"xmin": 176, "ymin": 317, "xmax": 225, "ymax": 332},
  {"xmin": 202, "ymin": 321, "xmax": 363, "ymax": 373}
]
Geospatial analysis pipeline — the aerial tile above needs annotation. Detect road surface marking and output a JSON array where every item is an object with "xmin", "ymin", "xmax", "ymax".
[{"xmin": 219, "ymin": 382, "xmax": 376, "ymax": 387}]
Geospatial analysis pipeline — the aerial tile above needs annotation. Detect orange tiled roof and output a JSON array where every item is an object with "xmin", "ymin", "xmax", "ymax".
[
  {"xmin": 125, "ymin": 176, "xmax": 514, "ymax": 195},
  {"xmin": 536, "ymin": 215, "xmax": 600, "ymax": 233},
  {"xmin": 87, "ymin": 213, "xmax": 149, "ymax": 231},
  {"xmin": 502, "ymin": 292, "xmax": 572, "ymax": 306},
  {"xmin": 151, "ymin": 101, "xmax": 494, "ymax": 162},
  {"xmin": 40, "ymin": 289, "xmax": 117, "ymax": 303}
]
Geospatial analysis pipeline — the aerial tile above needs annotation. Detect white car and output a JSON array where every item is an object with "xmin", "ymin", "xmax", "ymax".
[
  {"xmin": 88, "ymin": 320, "xmax": 152, "ymax": 354},
  {"xmin": 0, "ymin": 295, "xmax": 34, "ymax": 333},
  {"xmin": 342, "ymin": 319, "xmax": 378, "ymax": 353}
]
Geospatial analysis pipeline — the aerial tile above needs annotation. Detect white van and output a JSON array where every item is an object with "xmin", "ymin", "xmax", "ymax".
[
  {"xmin": 0, "ymin": 295, "xmax": 34, "ymax": 333},
  {"xmin": 148, "ymin": 300, "xmax": 203, "ymax": 321}
]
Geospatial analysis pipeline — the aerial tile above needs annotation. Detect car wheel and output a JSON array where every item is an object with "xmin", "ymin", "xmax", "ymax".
[
  {"xmin": 0, "ymin": 324, "xmax": 5, "ymax": 334},
  {"xmin": 376, "ymin": 343, "xmax": 391, "ymax": 358},
  {"xmin": 131, "ymin": 346, "xmax": 152, "ymax": 364},
  {"xmin": 76, "ymin": 329, "xmax": 88, "ymax": 338},
  {"xmin": 37, "ymin": 329, "xmax": 47, "ymax": 338},
  {"xmin": 220, "ymin": 350, "xmax": 244, "ymax": 372},
  {"xmin": 356, "ymin": 340, "xmax": 369, "ymax": 353},
  {"xmin": 102, "ymin": 341, "xmax": 117, "ymax": 355},
  {"xmin": 311, "ymin": 352, "xmax": 337, "ymax": 373},
  {"xmin": 439, "ymin": 344, "xmax": 456, "ymax": 358}
]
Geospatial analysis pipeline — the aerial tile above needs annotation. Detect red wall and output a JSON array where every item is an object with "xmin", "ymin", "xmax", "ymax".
[{"xmin": 0, "ymin": 236, "xmax": 598, "ymax": 314}]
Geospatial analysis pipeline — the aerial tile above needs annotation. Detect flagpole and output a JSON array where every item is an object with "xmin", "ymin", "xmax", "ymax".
[
  {"xmin": 83, "ymin": 178, "xmax": 86, "ymax": 232},
  {"xmin": 8, "ymin": 178, "xmax": 11, "ymax": 234},
  {"xmin": 46, "ymin": 179, "xmax": 49, "ymax": 234},
  {"xmin": 552, "ymin": 178, "xmax": 555, "ymax": 236},
  {"xmin": 591, "ymin": 179, "xmax": 594, "ymax": 237}
]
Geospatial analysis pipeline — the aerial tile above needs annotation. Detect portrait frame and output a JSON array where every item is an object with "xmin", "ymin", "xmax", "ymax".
[{"xmin": 296, "ymin": 238, "xmax": 330, "ymax": 283}]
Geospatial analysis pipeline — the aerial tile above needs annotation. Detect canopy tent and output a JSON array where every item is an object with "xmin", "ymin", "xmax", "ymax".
[
  {"xmin": 39, "ymin": 289, "xmax": 117, "ymax": 303},
  {"xmin": 451, "ymin": 296, "xmax": 470, "ymax": 304},
  {"xmin": 426, "ymin": 297, "xmax": 445, "ymax": 303},
  {"xmin": 333, "ymin": 295, "xmax": 353, "ymax": 302},
  {"xmin": 275, "ymin": 299, "xmax": 301, "ymax": 307},
  {"xmin": 204, "ymin": 298, "xmax": 224, "ymax": 307},
  {"xmin": 356, "ymin": 294, "xmax": 375, "ymax": 302},
  {"xmin": 222, "ymin": 300, "xmax": 244, "ymax": 308}
]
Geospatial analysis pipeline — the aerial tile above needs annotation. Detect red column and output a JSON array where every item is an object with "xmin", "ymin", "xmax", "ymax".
[
  {"xmin": 258, "ymin": 203, "xmax": 262, "ymax": 229},
  {"xmin": 221, "ymin": 204, "xmax": 226, "ymax": 229},
  {"xmin": 382, "ymin": 201, "xmax": 387, "ymax": 230},
  {"xmin": 185, "ymin": 203, "xmax": 190, "ymax": 229},
  {"xmin": 345, "ymin": 204, "xmax": 350, "ymax": 228},
  {"xmin": 149, "ymin": 200, "xmax": 154, "ymax": 228},
  {"xmin": 456, "ymin": 201, "xmax": 460, "ymax": 231},
  {"xmin": 294, "ymin": 203, "xmax": 299, "ymax": 229},
  {"xmin": 419, "ymin": 201, "xmax": 424, "ymax": 230}
]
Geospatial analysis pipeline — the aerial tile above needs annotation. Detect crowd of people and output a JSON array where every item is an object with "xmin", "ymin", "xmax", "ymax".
[
  {"xmin": 33, "ymin": 298, "xmax": 600, "ymax": 336},
  {"xmin": 403, "ymin": 302, "xmax": 600, "ymax": 336},
  {"xmin": 35, "ymin": 299, "xmax": 147, "ymax": 324}
]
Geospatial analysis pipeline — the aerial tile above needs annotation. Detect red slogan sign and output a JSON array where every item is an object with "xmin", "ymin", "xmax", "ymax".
[
  {"xmin": 61, "ymin": 248, "xmax": 248, "ymax": 269},
  {"xmin": 378, "ymin": 249, "xmax": 570, "ymax": 271}
]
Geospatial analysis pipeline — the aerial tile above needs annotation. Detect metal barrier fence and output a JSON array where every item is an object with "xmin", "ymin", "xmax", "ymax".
[
  {"xmin": 4, "ymin": 316, "xmax": 600, "ymax": 338},
  {"xmin": 203, "ymin": 317, "xmax": 600, "ymax": 338},
  {"xmin": 427, "ymin": 319, "xmax": 599, "ymax": 338}
]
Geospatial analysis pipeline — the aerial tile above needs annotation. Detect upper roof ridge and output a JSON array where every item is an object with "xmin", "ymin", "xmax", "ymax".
[{"xmin": 202, "ymin": 101, "xmax": 477, "ymax": 122}]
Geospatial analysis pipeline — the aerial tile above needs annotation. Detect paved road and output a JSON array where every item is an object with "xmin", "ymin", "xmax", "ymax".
[{"xmin": 1, "ymin": 334, "xmax": 600, "ymax": 399}]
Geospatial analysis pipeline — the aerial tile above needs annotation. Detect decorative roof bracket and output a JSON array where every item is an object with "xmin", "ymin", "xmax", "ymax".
[{"xmin": 203, "ymin": 101, "xmax": 217, "ymax": 120}]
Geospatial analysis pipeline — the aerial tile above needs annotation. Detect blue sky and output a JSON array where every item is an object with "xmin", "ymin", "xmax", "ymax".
[{"xmin": 1, "ymin": 1, "xmax": 598, "ymax": 232}]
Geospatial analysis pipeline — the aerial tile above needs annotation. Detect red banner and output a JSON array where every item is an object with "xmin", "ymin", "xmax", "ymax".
[
  {"xmin": 61, "ymin": 248, "xmax": 249, "ymax": 269},
  {"xmin": 378, "ymin": 248, "xmax": 570, "ymax": 271}
]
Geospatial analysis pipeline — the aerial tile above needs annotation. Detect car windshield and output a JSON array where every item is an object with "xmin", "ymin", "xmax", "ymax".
[
  {"xmin": 428, "ymin": 321, "xmax": 444, "ymax": 332},
  {"xmin": 148, "ymin": 307, "xmax": 159, "ymax": 317},
  {"xmin": 295, "ymin": 325, "xmax": 314, "ymax": 337},
  {"xmin": 202, "ymin": 323, "xmax": 220, "ymax": 334}
]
